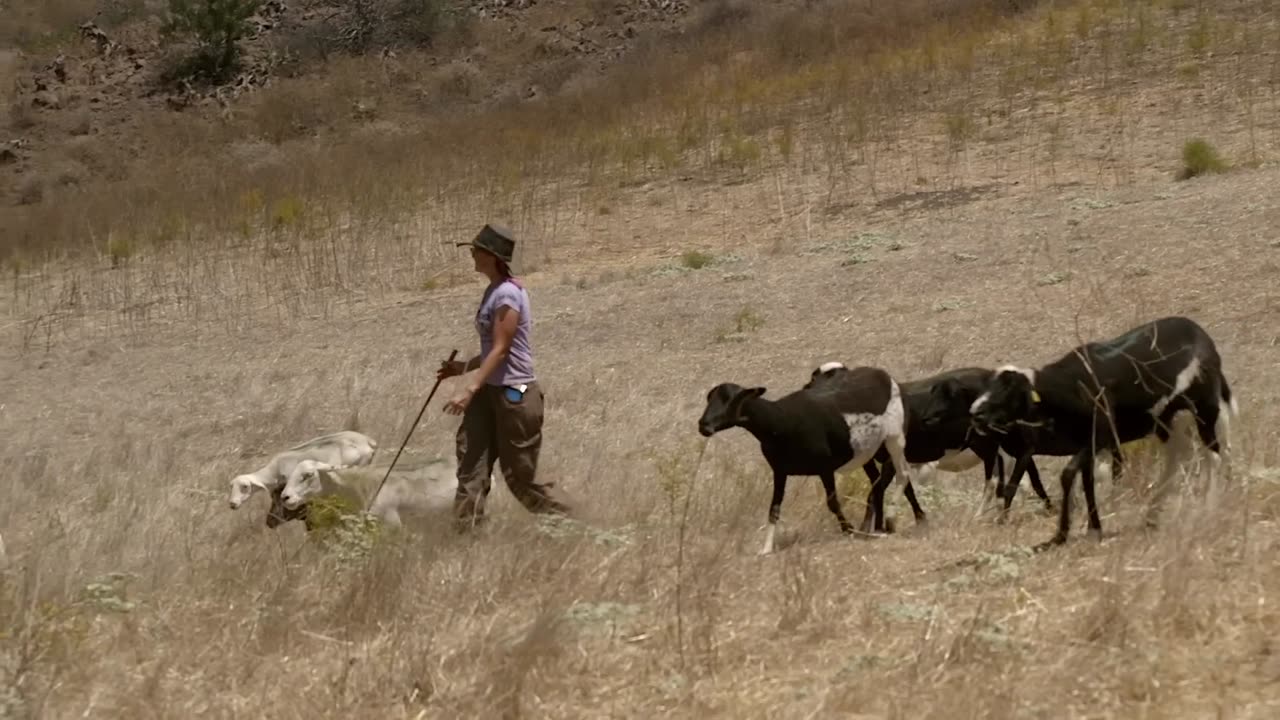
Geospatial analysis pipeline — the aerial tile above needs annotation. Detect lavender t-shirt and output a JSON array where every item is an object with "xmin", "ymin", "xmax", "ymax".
[{"xmin": 475, "ymin": 279, "xmax": 535, "ymax": 387}]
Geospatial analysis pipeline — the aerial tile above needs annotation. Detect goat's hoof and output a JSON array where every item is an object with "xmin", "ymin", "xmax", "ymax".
[
  {"xmin": 1088, "ymin": 527, "xmax": 1104, "ymax": 542},
  {"xmin": 1032, "ymin": 535, "xmax": 1067, "ymax": 553}
]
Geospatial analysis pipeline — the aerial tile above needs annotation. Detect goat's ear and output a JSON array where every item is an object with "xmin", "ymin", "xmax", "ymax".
[{"xmin": 744, "ymin": 386, "xmax": 766, "ymax": 399}]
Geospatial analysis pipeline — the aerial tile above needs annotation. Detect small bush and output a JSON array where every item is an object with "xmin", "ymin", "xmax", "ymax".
[
  {"xmin": 161, "ymin": 0, "xmax": 261, "ymax": 83},
  {"xmin": 270, "ymin": 195, "xmax": 305, "ymax": 229},
  {"xmin": 680, "ymin": 250, "xmax": 716, "ymax": 270},
  {"xmin": 105, "ymin": 234, "xmax": 134, "ymax": 267},
  {"xmin": 1178, "ymin": 138, "xmax": 1228, "ymax": 180}
]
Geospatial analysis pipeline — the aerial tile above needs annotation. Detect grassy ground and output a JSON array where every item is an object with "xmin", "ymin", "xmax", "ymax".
[{"xmin": 2, "ymin": 0, "xmax": 1280, "ymax": 717}]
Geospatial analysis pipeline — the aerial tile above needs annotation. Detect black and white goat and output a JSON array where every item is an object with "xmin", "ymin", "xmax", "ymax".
[
  {"xmin": 855, "ymin": 366, "xmax": 1054, "ymax": 529},
  {"xmin": 812, "ymin": 365, "xmax": 1051, "ymax": 532},
  {"xmin": 697, "ymin": 362, "xmax": 917, "ymax": 555},
  {"xmin": 970, "ymin": 315, "xmax": 1238, "ymax": 549}
]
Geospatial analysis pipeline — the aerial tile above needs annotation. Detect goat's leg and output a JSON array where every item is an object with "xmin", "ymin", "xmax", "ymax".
[
  {"xmin": 761, "ymin": 471, "xmax": 788, "ymax": 555},
  {"xmin": 975, "ymin": 450, "xmax": 1002, "ymax": 519},
  {"xmin": 1001, "ymin": 454, "xmax": 1026, "ymax": 508},
  {"xmin": 858, "ymin": 461, "xmax": 882, "ymax": 533},
  {"xmin": 1024, "ymin": 456, "xmax": 1052, "ymax": 510},
  {"xmin": 901, "ymin": 468, "xmax": 926, "ymax": 525},
  {"xmin": 1037, "ymin": 449, "xmax": 1086, "ymax": 551},
  {"xmin": 992, "ymin": 451, "xmax": 1005, "ymax": 501},
  {"xmin": 882, "ymin": 435, "xmax": 922, "ymax": 527},
  {"xmin": 1194, "ymin": 394, "xmax": 1228, "ymax": 506},
  {"xmin": 819, "ymin": 471, "xmax": 855, "ymax": 535},
  {"xmin": 1079, "ymin": 452, "xmax": 1103, "ymax": 540},
  {"xmin": 861, "ymin": 461, "xmax": 898, "ymax": 535},
  {"xmin": 1145, "ymin": 411, "xmax": 1196, "ymax": 529},
  {"xmin": 1000, "ymin": 453, "xmax": 1031, "ymax": 522}
]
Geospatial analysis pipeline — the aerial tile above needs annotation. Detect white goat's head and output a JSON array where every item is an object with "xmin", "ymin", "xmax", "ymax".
[
  {"xmin": 281, "ymin": 459, "xmax": 337, "ymax": 511},
  {"xmin": 228, "ymin": 473, "xmax": 270, "ymax": 510}
]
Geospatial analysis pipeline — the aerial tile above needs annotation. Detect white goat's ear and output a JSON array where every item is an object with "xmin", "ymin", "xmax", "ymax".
[{"xmin": 249, "ymin": 476, "xmax": 269, "ymax": 490}]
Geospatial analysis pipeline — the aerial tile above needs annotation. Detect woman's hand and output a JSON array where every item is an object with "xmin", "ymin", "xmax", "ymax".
[
  {"xmin": 437, "ymin": 359, "xmax": 466, "ymax": 381},
  {"xmin": 444, "ymin": 384, "xmax": 478, "ymax": 415}
]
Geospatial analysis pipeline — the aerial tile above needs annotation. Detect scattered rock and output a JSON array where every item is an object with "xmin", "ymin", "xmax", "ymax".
[{"xmin": 32, "ymin": 91, "xmax": 61, "ymax": 109}]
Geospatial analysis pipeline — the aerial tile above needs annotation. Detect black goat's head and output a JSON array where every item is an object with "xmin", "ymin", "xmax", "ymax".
[{"xmin": 698, "ymin": 383, "xmax": 765, "ymax": 437}]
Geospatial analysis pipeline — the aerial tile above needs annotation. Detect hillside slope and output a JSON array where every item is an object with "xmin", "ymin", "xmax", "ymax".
[{"xmin": 2, "ymin": 0, "xmax": 704, "ymax": 208}]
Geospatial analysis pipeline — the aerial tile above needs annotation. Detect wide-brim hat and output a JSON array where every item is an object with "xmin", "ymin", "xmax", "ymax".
[{"xmin": 457, "ymin": 223, "xmax": 516, "ymax": 265}]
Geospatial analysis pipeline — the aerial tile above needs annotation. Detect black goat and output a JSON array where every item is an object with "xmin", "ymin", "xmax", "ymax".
[
  {"xmin": 970, "ymin": 315, "xmax": 1238, "ymax": 549},
  {"xmin": 697, "ymin": 362, "xmax": 917, "ymax": 554}
]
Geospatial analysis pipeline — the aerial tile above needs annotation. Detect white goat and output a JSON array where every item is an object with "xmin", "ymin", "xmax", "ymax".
[
  {"xmin": 227, "ymin": 431, "xmax": 379, "ymax": 510},
  {"xmin": 280, "ymin": 456, "xmax": 459, "ymax": 528}
]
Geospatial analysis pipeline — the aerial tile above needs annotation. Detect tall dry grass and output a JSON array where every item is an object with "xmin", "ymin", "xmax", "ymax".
[
  {"xmin": 3, "ymin": 153, "xmax": 1280, "ymax": 715},
  {"xmin": 0, "ymin": 350, "xmax": 1275, "ymax": 717}
]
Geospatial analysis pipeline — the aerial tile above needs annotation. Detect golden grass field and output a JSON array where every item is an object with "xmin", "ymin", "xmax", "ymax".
[{"xmin": 3, "ymin": 0, "xmax": 1280, "ymax": 717}]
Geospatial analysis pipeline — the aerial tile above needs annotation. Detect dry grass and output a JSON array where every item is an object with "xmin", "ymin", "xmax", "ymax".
[
  {"xmin": 2, "ymin": 0, "xmax": 1280, "ymax": 716},
  {"xmin": 6, "ymin": 0, "xmax": 1279, "ymax": 276},
  {"xmin": 2, "ymin": 156, "xmax": 1280, "ymax": 716}
]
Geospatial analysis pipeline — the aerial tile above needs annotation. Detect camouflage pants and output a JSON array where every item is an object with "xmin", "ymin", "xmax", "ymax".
[{"xmin": 454, "ymin": 382, "xmax": 573, "ymax": 529}]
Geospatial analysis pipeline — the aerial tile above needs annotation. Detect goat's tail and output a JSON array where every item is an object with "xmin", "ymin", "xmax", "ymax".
[{"xmin": 1220, "ymin": 374, "xmax": 1239, "ymax": 420}]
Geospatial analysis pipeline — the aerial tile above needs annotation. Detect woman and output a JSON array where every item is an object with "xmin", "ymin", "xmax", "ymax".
[{"xmin": 437, "ymin": 223, "xmax": 574, "ymax": 530}]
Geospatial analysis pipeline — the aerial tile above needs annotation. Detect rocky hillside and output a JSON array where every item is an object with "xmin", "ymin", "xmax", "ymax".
[{"xmin": 2, "ymin": 0, "xmax": 710, "ymax": 208}]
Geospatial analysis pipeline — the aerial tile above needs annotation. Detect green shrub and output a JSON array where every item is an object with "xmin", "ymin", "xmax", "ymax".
[
  {"xmin": 1178, "ymin": 138, "xmax": 1228, "ymax": 180},
  {"xmin": 161, "ymin": 0, "xmax": 261, "ymax": 83}
]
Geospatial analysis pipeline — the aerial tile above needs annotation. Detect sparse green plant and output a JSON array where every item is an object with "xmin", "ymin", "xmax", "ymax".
[
  {"xmin": 270, "ymin": 195, "xmax": 305, "ymax": 229},
  {"xmin": 1178, "ymin": 138, "xmax": 1229, "ymax": 180},
  {"xmin": 81, "ymin": 572, "xmax": 137, "ymax": 614},
  {"xmin": 105, "ymin": 234, "xmax": 134, "ymax": 268},
  {"xmin": 774, "ymin": 122, "xmax": 795, "ymax": 162},
  {"xmin": 681, "ymin": 250, "xmax": 716, "ymax": 270},
  {"xmin": 714, "ymin": 306, "xmax": 765, "ymax": 343},
  {"xmin": 161, "ymin": 0, "xmax": 261, "ymax": 83},
  {"xmin": 1186, "ymin": 12, "xmax": 1213, "ymax": 55},
  {"xmin": 654, "ymin": 441, "xmax": 702, "ymax": 518},
  {"xmin": 305, "ymin": 495, "xmax": 385, "ymax": 561}
]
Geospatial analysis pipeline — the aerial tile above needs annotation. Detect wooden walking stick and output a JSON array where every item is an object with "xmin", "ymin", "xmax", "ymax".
[{"xmin": 368, "ymin": 348, "xmax": 459, "ymax": 511}]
